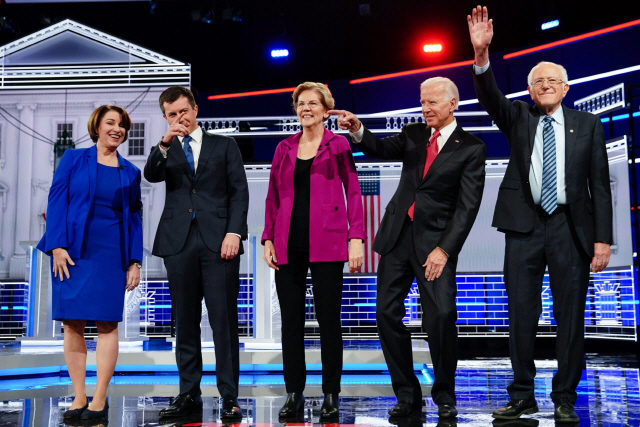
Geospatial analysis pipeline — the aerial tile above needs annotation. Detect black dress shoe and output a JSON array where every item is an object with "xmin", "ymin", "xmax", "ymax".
[
  {"xmin": 320, "ymin": 393, "xmax": 339, "ymax": 420},
  {"xmin": 278, "ymin": 393, "xmax": 305, "ymax": 418},
  {"xmin": 554, "ymin": 396, "xmax": 579, "ymax": 423},
  {"xmin": 159, "ymin": 395, "xmax": 203, "ymax": 418},
  {"xmin": 492, "ymin": 399, "xmax": 538, "ymax": 419},
  {"xmin": 63, "ymin": 398, "xmax": 89, "ymax": 419},
  {"xmin": 221, "ymin": 397, "xmax": 243, "ymax": 420},
  {"xmin": 81, "ymin": 401, "xmax": 109, "ymax": 420},
  {"xmin": 437, "ymin": 404, "xmax": 458, "ymax": 418},
  {"xmin": 388, "ymin": 401, "xmax": 421, "ymax": 417}
]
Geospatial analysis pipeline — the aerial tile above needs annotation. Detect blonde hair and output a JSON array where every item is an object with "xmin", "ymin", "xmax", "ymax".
[{"xmin": 292, "ymin": 82, "xmax": 335, "ymax": 112}]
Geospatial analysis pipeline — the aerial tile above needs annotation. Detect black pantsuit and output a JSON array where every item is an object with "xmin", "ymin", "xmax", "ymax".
[
  {"xmin": 504, "ymin": 207, "xmax": 590, "ymax": 403},
  {"xmin": 376, "ymin": 219, "xmax": 458, "ymax": 406},
  {"xmin": 275, "ymin": 249, "xmax": 345, "ymax": 394},
  {"xmin": 164, "ymin": 220, "xmax": 240, "ymax": 399}
]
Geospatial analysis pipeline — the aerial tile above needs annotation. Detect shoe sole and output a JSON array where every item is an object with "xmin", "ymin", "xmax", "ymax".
[{"xmin": 492, "ymin": 406, "xmax": 539, "ymax": 420}]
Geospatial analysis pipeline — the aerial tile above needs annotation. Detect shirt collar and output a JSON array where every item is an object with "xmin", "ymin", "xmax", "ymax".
[
  {"xmin": 539, "ymin": 105, "xmax": 564, "ymax": 126},
  {"xmin": 432, "ymin": 118, "xmax": 457, "ymax": 143},
  {"xmin": 179, "ymin": 126, "xmax": 203, "ymax": 143}
]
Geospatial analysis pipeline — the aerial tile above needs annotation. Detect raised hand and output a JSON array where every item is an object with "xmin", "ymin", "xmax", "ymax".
[
  {"xmin": 328, "ymin": 109, "xmax": 361, "ymax": 133},
  {"xmin": 161, "ymin": 111, "xmax": 190, "ymax": 145},
  {"xmin": 467, "ymin": 5, "xmax": 493, "ymax": 66}
]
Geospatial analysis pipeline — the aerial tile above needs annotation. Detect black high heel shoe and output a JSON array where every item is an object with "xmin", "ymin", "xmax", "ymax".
[
  {"xmin": 63, "ymin": 398, "xmax": 89, "ymax": 419},
  {"xmin": 81, "ymin": 400, "xmax": 109, "ymax": 420},
  {"xmin": 320, "ymin": 393, "xmax": 339, "ymax": 421},
  {"xmin": 279, "ymin": 393, "xmax": 305, "ymax": 418}
]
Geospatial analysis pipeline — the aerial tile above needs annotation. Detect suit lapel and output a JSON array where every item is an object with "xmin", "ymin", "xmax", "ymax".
[
  {"xmin": 167, "ymin": 136, "xmax": 193, "ymax": 180},
  {"xmin": 194, "ymin": 133, "xmax": 214, "ymax": 183},
  {"xmin": 528, "ymin": 107, "xmax": 539, "ymax": 157},
  {"xmin": 87, "ymin": 145, "xmax": 97, "ymax": 204},
  {"xmin": 416, "ymin": 131, "xmax": 428, "ymax": 184},
  {"xmin": 117, "ymin": 153, "xmax": 130, "ymax": 211},
  {"xmin": 563, "ymin": 105, "xmax": 578, "ymax": 166},
  {"xmin": 422, "ymin": 126, "xmax": 465, "ymax": 184}
]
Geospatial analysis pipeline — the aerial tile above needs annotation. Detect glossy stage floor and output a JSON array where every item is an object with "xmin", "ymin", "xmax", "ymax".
[{"xmin": 0, "ymin": 340, "xmax": 639, "ymax": 427}]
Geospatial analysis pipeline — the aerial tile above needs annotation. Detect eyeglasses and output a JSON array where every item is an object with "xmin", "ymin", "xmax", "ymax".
[
  {"xmin": 296, "ymin": 100, "xmax": 322, "ymax": 109},
  {"xmin": 531, "ymin": 78, "xmax": 564, "ymax": 87}
]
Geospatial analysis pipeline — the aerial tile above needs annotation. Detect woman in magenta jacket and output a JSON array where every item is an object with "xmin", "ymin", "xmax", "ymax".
[{"xmin": 262, "ymin": 82, "xmax": 366, "ymax": 421}]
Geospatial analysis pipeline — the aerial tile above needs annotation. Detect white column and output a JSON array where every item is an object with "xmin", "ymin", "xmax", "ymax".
[{"xmin": 10, "ymin": 103, "xmax": 37, "ymax": 278}]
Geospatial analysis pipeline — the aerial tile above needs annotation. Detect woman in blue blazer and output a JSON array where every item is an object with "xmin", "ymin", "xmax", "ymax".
[{"xmin": 37, "ymin": 105, "xmax": 143, "ymax": 421}]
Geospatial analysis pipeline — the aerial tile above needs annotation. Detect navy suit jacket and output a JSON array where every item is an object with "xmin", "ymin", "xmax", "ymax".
[
  {"xmin": 472, "ymin": 65, "xmax": 613, "ymax": 256},
  {"xmin": 144, "ymin": 131, "xmax": 249, "ymax": 257},
  {"xmin": 37, "ymin": 144, "xmax": 143, "ymax": 263}
]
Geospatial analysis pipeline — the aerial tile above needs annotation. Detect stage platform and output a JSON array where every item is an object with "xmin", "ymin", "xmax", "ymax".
[{"xmin": 0, "ymin": 352, "xmax": 639, "ymax": 426}]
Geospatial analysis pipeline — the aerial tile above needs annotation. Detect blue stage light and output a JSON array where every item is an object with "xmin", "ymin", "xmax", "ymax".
[
  {"xmin": 541, "ymin": 20, "xmax": 560, "ymax": 30},
  {"xmin": 271, "ymin": 49, "xmax": 289, "ymax": 58}
]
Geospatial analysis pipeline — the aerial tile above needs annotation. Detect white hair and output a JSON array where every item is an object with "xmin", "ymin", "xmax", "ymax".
[
  {"xmin": 420, "ymin": 77, "xmax": 459, "ymax": 110},
  {"xmin": 528, "ymin": 61, "xmax": 569, "ymax": 86}
]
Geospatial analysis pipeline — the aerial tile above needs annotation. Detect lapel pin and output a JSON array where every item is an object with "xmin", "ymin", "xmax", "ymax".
[
  {"xmin": 570, "ymin": 129, "xmax": 574, "ymax": 133},
  {"xmin": 455, "ymin": 140, "xmax": 460, "ymax": 143}
]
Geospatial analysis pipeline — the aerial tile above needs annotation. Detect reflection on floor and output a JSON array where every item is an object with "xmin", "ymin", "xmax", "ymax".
[{"xmin": 1, "ymin": 354, "xmax": 639, "ymax": 427}]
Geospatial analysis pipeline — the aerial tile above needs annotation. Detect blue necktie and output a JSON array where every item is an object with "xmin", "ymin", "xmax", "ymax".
[
  {"xmin": 541, "ymin": 116, "xmax": 557, "ymax": 214},
  {"xmin": 183, "ymin": 135, "xmax": 194, "ymax": 179}
]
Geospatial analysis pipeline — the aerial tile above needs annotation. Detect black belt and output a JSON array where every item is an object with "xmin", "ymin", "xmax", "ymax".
[{"xmin": 535, "ymin": 204, "xmax": 567, "ymax": 216}]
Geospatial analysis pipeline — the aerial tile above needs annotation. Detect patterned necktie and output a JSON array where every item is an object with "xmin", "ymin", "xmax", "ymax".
[
  {"xmin": 408, "ymin": 130, "xmax": 441, "ymax": 221},
  {"xmin": 541, "ymin": 116, "xmax": 557, "ymax": 214},
  {"xmin": 183, "ymin": 135, "xmax": 195, "ymax": 179}
]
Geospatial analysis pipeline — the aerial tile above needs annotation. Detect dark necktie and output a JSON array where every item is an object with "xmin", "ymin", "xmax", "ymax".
[
  {"xmin": 541, "ymin": 116, "xmax": 557, "ymax": 214},
  {"xmin": 183, "ymin": 135, "xmax": 195, "ymax": 179},
  {"xmin": 408, "ymin": 130, "xmax": 441, "ymax": 221}
]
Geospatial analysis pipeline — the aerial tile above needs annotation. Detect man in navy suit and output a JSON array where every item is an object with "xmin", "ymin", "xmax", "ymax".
[
  {"xmin": 145, "ymin": 86, "xmax": 249, "ymax": 420},
  {"xmin": 468, "ymin": 6, "xmax": 612, "ymax": 423}
]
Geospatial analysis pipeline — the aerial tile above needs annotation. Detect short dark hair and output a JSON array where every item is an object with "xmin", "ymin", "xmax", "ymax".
[
  {"xmin": 87, "ymin": 105, "xmax": 131, "ymax": 143},
  {"xmin": 159, "ymin": 86, "xmax": 197, "ymax": 114}
]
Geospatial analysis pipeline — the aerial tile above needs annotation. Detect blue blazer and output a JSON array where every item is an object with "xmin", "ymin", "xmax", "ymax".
[{"xmin": 37, "ymin": 144, "xmax": 143, "ymax": 263}]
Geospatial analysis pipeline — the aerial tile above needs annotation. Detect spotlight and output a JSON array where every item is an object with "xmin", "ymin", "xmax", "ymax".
[
  {"xmin": 271, "ymin": 49, "xmax": 289, "ymax": 58},
  {"xmin": 423, "ymin": 44, "xmax": 442, "ymax": 53},
  {"xmin": 541, "ymin": 20, "xmax": 560, "ymax": 30}
]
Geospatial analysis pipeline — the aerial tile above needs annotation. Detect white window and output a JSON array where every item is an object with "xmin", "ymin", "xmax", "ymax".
[{"xmin": 128, "ymin": 123, "xmax": 145, "ymax": 156}]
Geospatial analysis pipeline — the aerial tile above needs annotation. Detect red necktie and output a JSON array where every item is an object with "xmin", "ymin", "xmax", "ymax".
[{"xmin": 408, "ymin": 130, "xmax": 440, "ymax": 221}]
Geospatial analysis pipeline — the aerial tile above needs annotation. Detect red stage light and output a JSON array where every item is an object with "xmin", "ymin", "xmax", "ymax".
[{"xmin": 423, "ymin": 44, "xmax": 442, "ymax": 53}]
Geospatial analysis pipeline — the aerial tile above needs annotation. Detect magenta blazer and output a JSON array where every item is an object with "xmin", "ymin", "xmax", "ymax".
[{"xmin": 262, "ymin": 129, "xmax": 366, "ymax": 265}]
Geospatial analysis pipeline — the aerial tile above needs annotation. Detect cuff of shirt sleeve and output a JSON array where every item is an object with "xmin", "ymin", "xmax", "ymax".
[
  {"xmin": 349, "ymin": 125, "xmax": 365, "ymax": 143},
  {"xmin": 473, "ymin": 61, "xmax": 490, "ymax": 74}
]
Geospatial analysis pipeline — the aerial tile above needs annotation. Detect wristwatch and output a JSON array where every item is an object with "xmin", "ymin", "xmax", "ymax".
[
  {"xmin": 159, "ymin": 139, "xmax": 171, "ymax": 149},
  {"xmin": 133, "ymin": 262, "xmax": 142, "ymax": 269}
]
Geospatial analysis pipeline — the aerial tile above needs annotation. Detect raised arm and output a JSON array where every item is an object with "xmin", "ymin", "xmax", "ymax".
[{"xmin": 467, "ymin": 5, "xmax": 493, "ymax": 67}]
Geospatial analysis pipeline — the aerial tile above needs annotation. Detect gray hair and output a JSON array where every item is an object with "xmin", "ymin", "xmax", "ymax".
[
  {"xmin": 420, "ymin": 77, "xmax": 459, "ymax": 110},
  {"xmin": 528, "ymin": 61, "xmax": 569, "ymax": 87}
]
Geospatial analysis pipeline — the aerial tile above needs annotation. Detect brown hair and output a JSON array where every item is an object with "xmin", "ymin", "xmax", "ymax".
[
  {"xmin": 87, "ymin": 105, "xmax": 131, "ymax": 143},
  {"xmin": 159, "ymin": 86, "xmax": 197, "ymax": 114},
  {"xmin": 292, "ymin": 82, "xmax": 335, "ymax": 113}
]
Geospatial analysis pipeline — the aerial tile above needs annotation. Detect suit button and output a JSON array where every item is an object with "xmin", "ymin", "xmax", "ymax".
[
  {"xmin": 416, "ymin": 190, "xmax": 421, "ymax": 193},
  {"xmin": 335, "ymin": 206, "xmax": 338, "ymax": 210},
  {"xmin": 192, "ymin": 189, "xmax": 196, "ymax": 193},
  {"xmin": 188, "ymin": 208, "xmax": 193, "ymax": 213}
]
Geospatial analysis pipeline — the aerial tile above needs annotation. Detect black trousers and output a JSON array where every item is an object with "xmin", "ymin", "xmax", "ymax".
[
  {"xmin": 275, "ymin": 249, "xmax": 345, "ymax": 394},
  {"xmin": 164, "ymin": 220, "xmax": 241, "ymax": 400},
  {"xmin": 376, "ymin": 219, "xmax": 458, "ymax": 406},
  {"xmin": 504, "ymin": 207, "xmax": 590, "ymax": 404}
]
